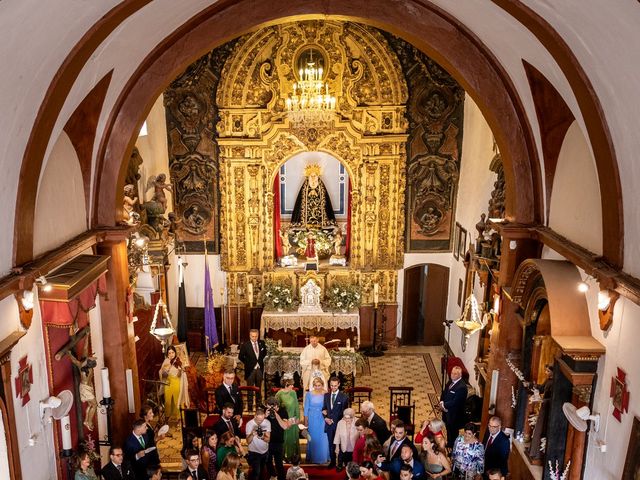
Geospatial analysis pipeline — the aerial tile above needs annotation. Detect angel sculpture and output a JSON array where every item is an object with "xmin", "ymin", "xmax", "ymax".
[
  {"xmin": 123, "ymin": 184, "xmax": 139, "ymax": 225},
  {"xmin": 146, "ymin": 173, "xmax": 173, "ymax": 213}
]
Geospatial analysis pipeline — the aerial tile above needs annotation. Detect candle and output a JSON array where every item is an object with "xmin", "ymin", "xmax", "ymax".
[
  {"xmin": 101, "ymin": 368, "xmax": 111, "ymax": 399},
  {"xmin": 247, "ymin": 283, "xmax": 254, "ymax": 305},
  {"xmin": 126, "ymin": 369, "xmax": 135, "ymax": 414},
  {"xmin": 61, "ymin": 415, "xmax": 72, "ymax": 450},
  {"xmin": 373, "ymin": 283, "xmax": 379, "ymax": 306}
]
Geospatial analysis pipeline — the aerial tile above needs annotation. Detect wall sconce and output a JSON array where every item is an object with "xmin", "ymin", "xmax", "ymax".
[
  {"xmin": 15, "ymin": 290, "xmax": 35, "ymax": 329},
  {"xmin": 598, "ymin": 289, "xmax": 619, "ymax": 331}
]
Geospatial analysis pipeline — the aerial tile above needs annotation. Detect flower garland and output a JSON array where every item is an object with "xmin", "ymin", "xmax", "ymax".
[
  {"xmin": 325, "ymin": 282, "xmax": 362, "ymax": 312},
  {"xmin": 263, "ymin": 282, "xmax": 296, "ymax": 311},
  {"xmin": 548, "ymin": 460, "xmax": 571, "ymax": 480}
]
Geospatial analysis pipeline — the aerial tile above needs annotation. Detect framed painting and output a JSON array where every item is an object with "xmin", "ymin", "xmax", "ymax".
[
  {"xmin": 174, "ymin": 342, "xmax": 190, "ymax": 367},
  {"xmin": 457, "ymin": 225, "xmax": 467, "ymax": 260},
  {"xmin": 622, "ymin": 416, "xmax": 640, "ymax": 479}
]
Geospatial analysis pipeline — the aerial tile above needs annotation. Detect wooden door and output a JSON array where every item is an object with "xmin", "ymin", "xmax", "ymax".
[
  {"xmin": 401, "ymin": 266, "xmax": 423, "ymax": 344},
  {"xmin": 423, "ymin": 264, "xmax": 449, "ymax": 346}
]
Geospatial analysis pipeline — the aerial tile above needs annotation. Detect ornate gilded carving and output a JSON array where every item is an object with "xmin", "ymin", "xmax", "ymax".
[
  {"xmin": 573, "ymin": 384, "xmax": 593, "ymax": 403},
  {"xmin": 488, "ymin": 148, "xmax": 506, "ymax": 219}
]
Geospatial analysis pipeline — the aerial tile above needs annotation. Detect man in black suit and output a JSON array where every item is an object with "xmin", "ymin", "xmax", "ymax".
[
  {"xmin": 212, "ymin": 403, "xmax": 243, "ymax": 440},
  {"xmin": 482, "ymin": 416, "xmax": 510, "ymax": 478},
  {"xmin": 322, "ymin": 376, "xmax": 349, "ymax": 469},
  {"xmin": 439, "ymin": 365, "xmax": 467, "ymax": 447},
  {"xmin": 215, "ymin": 369, "xmax": 243, "ymax": 418},
  {"xmin": 101, "ymin": 446, "xmax": 136, "ymax": 480},
  {"xmin": 361, "ymin": 400, "xmax": 391, "ymax": 444},
  {"xmin": 385, "ymin": 422, "xmax": 418, "ymax": 462},
  {"xmin": 123, "ymin": 420, "xmax": 152, "ymax": 480},
  {"xmin": 182, "ymin": 449, "xmax": 209, "ymax": 480},
  {"xmin": 238, "ymin": 329, "xmax": 267, "ymax": 410}
]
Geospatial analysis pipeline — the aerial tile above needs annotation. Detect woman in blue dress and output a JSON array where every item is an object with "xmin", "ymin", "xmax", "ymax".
[{"xmin": 303, "ymin": 376, "xmax": 330, "ymax": 463}]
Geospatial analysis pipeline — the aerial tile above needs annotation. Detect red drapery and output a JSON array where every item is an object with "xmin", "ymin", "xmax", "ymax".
[
  {"xmin": 273, "ymin": 173, "xmax": 282, "ymax": 259},
  {"xmin": 345, "ymin": 179, "xmax": 352, "ymax": 257}
]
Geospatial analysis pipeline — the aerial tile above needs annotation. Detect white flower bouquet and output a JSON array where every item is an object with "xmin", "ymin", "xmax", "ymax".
[
  {"xmin": 326, "ymin": 282, "xmax": 361, "ymax": 312},
  {"xmin": 263, "ymin": 282, "xmax": 296, "ymax": 311}
]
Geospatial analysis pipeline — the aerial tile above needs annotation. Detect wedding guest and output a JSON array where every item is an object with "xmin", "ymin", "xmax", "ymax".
[
  {"xmin": 333, "ymin": 408, "xmax": 359, "ymax": 470},
  {"xmin": 215, "ymin": 370, "xmax": 243, "ymax": 418},
  {"xmin": 159, "ymin": 346, "xmax": 189, "ymax": 420},
  {"xmin": 101, "ymin": 447, "xmax": 136, "ymax": 480},
  {"xmin": 439, "ymin": 366, "xmax": 467, "ymax": 449},
  {"xmin": 201, "ymin": 433, "xmax": 219, "ymax": 480},
  {"xmin": 124, "ymin": 420, "xmax": 152, "ymax": 480},
  {"xmin": 181, "ymin": 449, "xmax": 208, "ymax": 480},
  {"xmin": 452, "ymin": 423, "xmax": 484, "ymax": 479},
  {"xmin": 352, "ymin": 418, "xmax": 369, "ymax": 464},
  {"xmin": 419, "ymin": 437, "xmax": 451, "ymax": 480},
  {"xmin": 303, "ymin": 377, "xmax": 330, "ymax": 464},
  {"xmin": 147, "ymin": 465, "xmax": 162, "ymax": 480},
  {"xmin": 414, "ymin": 418, "xmax": 447, "ymax": 453},
  {"xmin": 285, "ymin": 454, "xmax": 307, "ymax": 480},
  {"xmin": 216, "ymin": 452, "xmax": 242, "ymax": 480},
  {"xmin": 140, "ymin": 404, "xmax": 162, "ymax": 466},
  {"xmin": 360, "ymin": 401, "xmax": 391, "ymax": 444},
  {"xmin": 486, "ymin": 468, "xmax": 504, "ymax": 480},
  {"xmin": 238, "ymin": 329, "xmax": 267, "ymax": 410},
  {"xmin": 74, "ymin": 451, "xmax": 98, "ymax": 480},
  {"xmin": 217, "ymin": 432, "xmax": 244, "ymax": 470},
  {"xmin": 481, "ymin": 416, "xmax": 510, "ymax": 478},
  {"xmin": 276, "ymin": 376, "xmax": 300, "ymax": 459},
  {"xmin": 323, "ymin": 376, "xmax": 349, "ymax": 469},
  {"xmin": 359, "ymin": 460, "xmax": 384, "ymax": 480},
  {"xmin": 212, "ymin": 404, "xmax": 243, "ymax": 444},
  {"xmin": 386, "ymin": 421, "xmax": 418, "ymax": 462}
]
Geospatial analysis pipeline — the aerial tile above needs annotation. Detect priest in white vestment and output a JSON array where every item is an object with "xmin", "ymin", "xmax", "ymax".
[{"xmin": 300, "ymin": 335, "xmax": 332, "ymax": 391}]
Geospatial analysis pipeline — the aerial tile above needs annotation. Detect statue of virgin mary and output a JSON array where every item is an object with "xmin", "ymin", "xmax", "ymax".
[{"xmin": 291, "ymin": 163, "xmax": 337, "ymax": 229}]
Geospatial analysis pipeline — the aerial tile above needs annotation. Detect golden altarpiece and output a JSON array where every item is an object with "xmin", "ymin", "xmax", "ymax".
[{"xmin": 216, "ymin": 21, "xmax": 409, "ymax": 325}]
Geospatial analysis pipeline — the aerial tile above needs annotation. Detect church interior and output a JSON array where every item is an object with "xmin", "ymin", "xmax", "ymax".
[{"xmin": 0, "ymin": 2, "xmax": 639, "ymax": 480}]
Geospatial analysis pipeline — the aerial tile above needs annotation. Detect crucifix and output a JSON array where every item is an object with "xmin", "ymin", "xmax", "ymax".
[{"xmin": 56, "ymin": 326, "xmax": 98, "ymax": 432}]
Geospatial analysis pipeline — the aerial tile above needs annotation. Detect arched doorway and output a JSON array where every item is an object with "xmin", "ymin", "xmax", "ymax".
[{"xmin": 402, "ymin": 264, "xmax": 449, "ymax": 346}]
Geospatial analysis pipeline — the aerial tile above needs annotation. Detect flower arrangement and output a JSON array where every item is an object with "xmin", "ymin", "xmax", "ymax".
[
  {"xmin": 290, "ymin": 228, "xmax": 335, "ymax": 258},
  {"xmin": 263, "ymin": 282, "xmax": 296, "ymax": 311},
  {"xmin": 79, "ymin": 434, "xmax": 100, "ymax": 463},
  {"xmin": 325, "ymin": 282, "xmax": 362, "ymax": 312}
]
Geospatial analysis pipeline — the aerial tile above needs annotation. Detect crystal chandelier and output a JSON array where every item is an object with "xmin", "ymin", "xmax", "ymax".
[{"xmin": 286, "ymin": 51, "xmax": 336, "ymax": 127}]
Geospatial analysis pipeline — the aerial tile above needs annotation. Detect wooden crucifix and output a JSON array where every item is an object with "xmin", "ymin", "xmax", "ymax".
[{"xmin": 55, "ymin": 326, "xmax": 98, "ymax": 432}]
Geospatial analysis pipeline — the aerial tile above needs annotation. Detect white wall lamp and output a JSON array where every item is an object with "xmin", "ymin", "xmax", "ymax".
[
  {"xmin": 35, "ymin": 275, "xmax": 52, "ymax": 292},
  {"xmin": 597, "ymin": 288, "xmax": 619, "ymax": 331}
]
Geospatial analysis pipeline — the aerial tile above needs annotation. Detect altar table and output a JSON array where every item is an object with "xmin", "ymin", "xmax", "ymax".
[{"xmin": 260, "ymin": 310, "xmax": 360, "ymax": 346}]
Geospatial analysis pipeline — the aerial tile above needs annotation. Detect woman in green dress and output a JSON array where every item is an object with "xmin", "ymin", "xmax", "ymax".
[{"xmin": 276, "ymin": 376, "xmax": 300, "ymax": 459}]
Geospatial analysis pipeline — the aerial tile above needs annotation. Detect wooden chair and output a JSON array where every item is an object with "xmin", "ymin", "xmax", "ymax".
[
  {"xmin": 239, "ymin": 385, "xmax": 262, "ymax": 414},
  {"xmin": 180, "ymin": 406, "xmax": 203, "ymax": 446},
  {"xmin": 388, "ymin": 386, "xmax": 416, "ymax": 438},
  {"xmin": 345, "ymin": 386, "xmax": 373, "ymax": 414}
]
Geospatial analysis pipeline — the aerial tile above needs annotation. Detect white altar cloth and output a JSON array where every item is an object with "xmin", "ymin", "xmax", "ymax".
[{"xmin": 260, "ymin": 310, "xmax": 360, "ymax": 346}]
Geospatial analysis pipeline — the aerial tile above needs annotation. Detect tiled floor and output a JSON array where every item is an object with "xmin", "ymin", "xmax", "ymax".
[{"xmin": 156, "ymin": 345, "xmax": 444, "ymax": 471}]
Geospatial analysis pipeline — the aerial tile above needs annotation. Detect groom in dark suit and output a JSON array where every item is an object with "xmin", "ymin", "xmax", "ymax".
[
  {"xmin": 439, "ymin": 365, "xmax": 467, "ymax": 447},
  {"xmin": 238, "ymin": 329, "xmax": 267, "ymax": 410},
  {"xmin": 482, "ymin": 416, "xmax": 510, "ymax": 478},
  {"xmin": 123, "ymin": 420, "xmax": 152, "ymax": 480},
  {"xmin": 322, "ymin": 376, "xmax": 349, "ymax": 469}
]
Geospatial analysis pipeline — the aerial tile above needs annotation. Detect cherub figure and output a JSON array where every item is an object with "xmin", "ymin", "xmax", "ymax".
[
  {"xmin": 123, "ymin": 184, "xmax": 139, "ymax": 225},
  {"xmin": 280, "ymin": 227, "xmax": 291, "ymax": 255},
  {"xmin": 146, "ymin": 173, "xmax": 173, "ymax": 213},
  {"xmin": 68, "ymin": 340, "xmax": 98, "ymax": 431},
  {"xmin": 332, "ymin": 228, "xmax": 343, "ymax": 256}
]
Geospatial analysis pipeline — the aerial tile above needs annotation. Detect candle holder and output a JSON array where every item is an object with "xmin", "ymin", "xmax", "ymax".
[
  {"xmin": 98, "ymin": 397, "xmax": 115, "ymax": 447},
  {"xmin": 60, "ymin": 448, "xmax": 74, "ymax": 480}
]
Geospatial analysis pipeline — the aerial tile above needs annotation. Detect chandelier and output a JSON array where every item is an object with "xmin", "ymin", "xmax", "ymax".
[
  {"xmin": 455, "ymin": 294, "xmax": 486, "ymax": 351},
  {"xmin": 286, "ymin": 51, "xmax": 336, "ymax": 127},
  {"xmin": 150, "ymin": 299, "xmax": 175, "ymax": 352}
]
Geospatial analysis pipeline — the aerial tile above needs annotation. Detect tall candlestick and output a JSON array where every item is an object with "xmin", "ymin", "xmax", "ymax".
[
  {"xmin": 247, "ymin": 282, "xmax": 254, "ymax": 306},
  {"xmin": 61, "ymin": 415, "xmax": 72, "ymax": 450},
  {"xmin": 101, "ymin": 368, "xmax": 111, "ymax": 399},
  {"xmin": 373, "ymin": 283, "xmax": 379, "ymax": 306}
]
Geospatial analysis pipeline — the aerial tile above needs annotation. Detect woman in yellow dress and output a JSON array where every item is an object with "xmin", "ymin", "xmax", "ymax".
[{"xmin": 159, "ymin": 345, "xmax": 189, "ymax": 419}]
